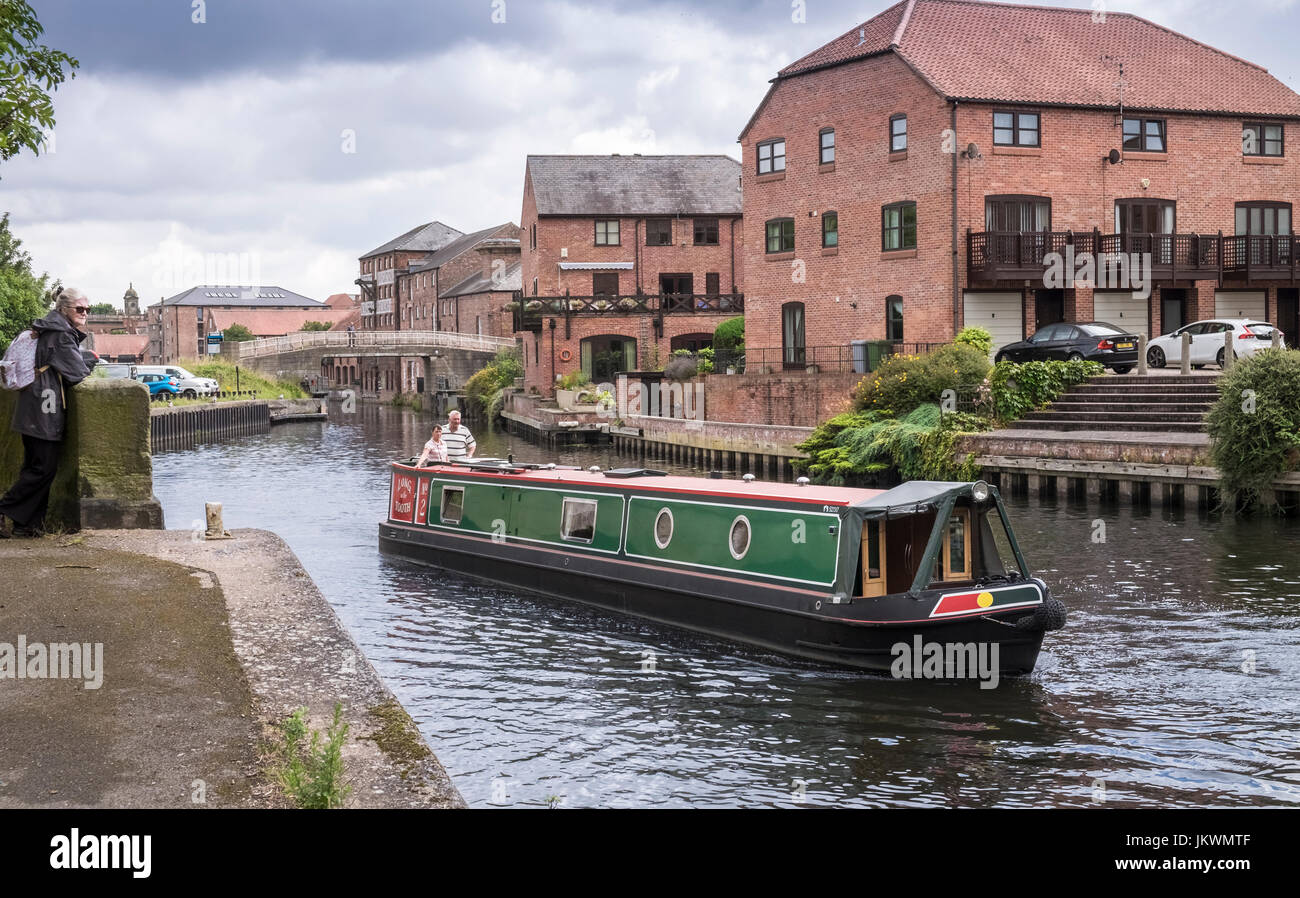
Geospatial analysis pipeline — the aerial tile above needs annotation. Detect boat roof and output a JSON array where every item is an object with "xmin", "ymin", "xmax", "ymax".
[{"xmin": 395, "ymin": 459, "xmax": 887, "ymax": 507}]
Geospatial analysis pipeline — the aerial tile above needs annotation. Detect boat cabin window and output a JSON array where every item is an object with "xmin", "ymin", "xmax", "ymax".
[
  {"xmin": 654, "ymin": 508, "xmax": 674, "ymax": 549},
  {"xmin": 440, "ymin": 486, "xmax": 464, "ymax": 524},
  {"xmin": 561, "ymin": 498, "xmax": 597, "ymax": 543},
  {"xmin": 981, "ymin": 508, "xmax": 1021, "ymax": 578},
  {"xmin": 729, "ymin": 516, "xmax": 751, "ymax": 560}
]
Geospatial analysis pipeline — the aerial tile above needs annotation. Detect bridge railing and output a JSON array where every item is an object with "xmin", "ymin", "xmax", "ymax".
[{"xmin": 228, "ymin": 330, "xmax": 516, "ymax": 359}]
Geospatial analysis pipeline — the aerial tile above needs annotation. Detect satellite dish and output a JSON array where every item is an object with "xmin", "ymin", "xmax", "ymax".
[{"xmin": 1107, "ymin": 148, "xmax": 1121, "ymax": 164}]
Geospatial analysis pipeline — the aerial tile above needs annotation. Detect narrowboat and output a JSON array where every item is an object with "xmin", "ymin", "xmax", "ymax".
[{"xmin": 378, "ymin": 459, "xmax": 1066, "ymax": 676}]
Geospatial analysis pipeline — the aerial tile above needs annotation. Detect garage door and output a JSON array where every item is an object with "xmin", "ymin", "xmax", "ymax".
[
  {"xmin": 1215, "ymin": 291, "xmax": 1267, "ymax": 321},
  {"xmin": 1093, "ymin": 291, "xmax": 1150, "ymax": 338},
  {"xmin": 964, "ymin": 292, "xmax": 1023, "ymax": 359}
]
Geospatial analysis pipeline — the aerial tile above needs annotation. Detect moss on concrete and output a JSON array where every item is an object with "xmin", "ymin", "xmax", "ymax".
[{"xmin": 364, "ymin": 699, "xmax": 434, "ymax": 780}]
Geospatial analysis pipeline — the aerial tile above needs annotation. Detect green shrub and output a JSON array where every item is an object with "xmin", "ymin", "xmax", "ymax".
[
  {"xmin": 852, "ymin": 343, "xmax": 990, "ymax": 414},
  {"xmin": 713, "ymin": 315, "xmax": 744, "ymax": 355},
  {"xmin": 464, "ymin": 347, "xmax": 523, "ymax": 420},
  {"xmin": 222, "ymin": 323, "xmax": 254, "ymax": 342},
  {"xmin": 795, "ymin": 404, "xmax": 985, "ymax": 484},
  {"xmin": 989, "ymin": 358, "xmax": 1103, "ymax": 422},
  {"xmin": 1206, "ymin": 349, "xmax": 1300, "ymax": 504},
  {"xmin": 278, "ymin": 703, "xmax": 351, "ymax": 809},
  {"xmin": 696, "ymin": 346, "xmax": 715, "ymax": 374},
  {"xmin": 954, "ymin": 326, "xmax": 993, "ymax": 356},
  {"xmin": 555, "ymin": 370, "xmax": 591, "ymax": 391},
  {"xmin": 185, "ymin": 358, "xmax": 306, "ymax": 397},
  {"xmin": 299, "ymin": 321, "xmax": 331, "ymax": 332}
]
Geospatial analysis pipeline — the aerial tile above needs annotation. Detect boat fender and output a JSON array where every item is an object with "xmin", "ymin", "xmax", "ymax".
[{"xmin": 1014, "ymin": 596, "xmax": 1067, "ymax": 632}]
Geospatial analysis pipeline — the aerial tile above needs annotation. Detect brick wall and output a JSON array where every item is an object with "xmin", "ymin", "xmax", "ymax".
[{"xmin": 700, "ymin": 371, "xmax": 858, "ymax": 427}]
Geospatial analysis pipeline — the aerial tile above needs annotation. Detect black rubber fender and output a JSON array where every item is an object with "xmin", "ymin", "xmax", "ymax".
[{"xmin": 1015, "ymin": 596, "xmax": 1067, "ymax": 632}]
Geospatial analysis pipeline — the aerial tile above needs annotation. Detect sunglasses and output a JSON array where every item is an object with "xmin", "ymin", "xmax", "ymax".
[{"xmin": 73, "ymin": 306, "xmax": 89, "ymax": 313}]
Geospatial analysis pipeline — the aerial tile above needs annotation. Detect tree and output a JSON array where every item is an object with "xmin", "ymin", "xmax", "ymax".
[
  {"xmin": 88, "ymin": 302, "xmax": 116, "ymax": 315},
  {"xmin": 0, "ymin": 212, "xmax": 53, "ymax": 352},
  {"xmin": 299, "ymin": 321, "xmax": 331, "ymax": 331},
  {"xmin": 222, "ymin": 324, "xmax": 255, "ymax": 342},
  {"xmin": 0, "ymin": 0, "xmax": 80, "ymax": 167}
]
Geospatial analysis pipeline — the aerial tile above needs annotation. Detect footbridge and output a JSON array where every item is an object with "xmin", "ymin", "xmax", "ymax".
[{"xmin": 223, "ymin": 330, "xmax": 514, "ymax": 389}]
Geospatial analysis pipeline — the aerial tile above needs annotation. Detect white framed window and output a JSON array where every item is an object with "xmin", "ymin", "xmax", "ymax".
[
  {"xmin": 654, "ymin": 507, "xmax": 674, "ymax": 549},
  {"xmin": 440, "ymin": 486, "xmax": 464, "ymax": 524},
  {"xmin": 561, "ymin": 497, "xmax": 598, "ymax": 543},
  {"xmin": 728, "ymin": 515, "xmax": 751, "ymax": 560}
]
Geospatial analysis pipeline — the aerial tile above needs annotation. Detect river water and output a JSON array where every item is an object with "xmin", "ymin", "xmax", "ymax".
[{"xmin": 151, "ymin": 404, "xmax": 1300, "ymax": 808}]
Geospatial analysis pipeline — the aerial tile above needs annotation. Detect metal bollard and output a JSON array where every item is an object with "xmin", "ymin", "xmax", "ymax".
[
  {"xmin": 1137, "ymin": 334, "xmax": 1148, "ymax": 376},
  {"xmin": 1180, "ymin": 332, "xmax": 1192, "ymax": 375},
  {"xmin": 1223, "ymin": 329, "xmax": 1235, "ymax": 371}
]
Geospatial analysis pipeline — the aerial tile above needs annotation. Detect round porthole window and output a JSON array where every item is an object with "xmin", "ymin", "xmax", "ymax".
[
  {"xmin": 654, "ymin": 507, "xmax": 674, "ymax": 549},
  {"xmin": 729, "ymin": 515, "xmax": 751, "ymax": 560}
]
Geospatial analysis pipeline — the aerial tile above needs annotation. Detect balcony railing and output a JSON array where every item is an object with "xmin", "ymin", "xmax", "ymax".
[
  {"xmin": 511, "ymin": 292, "xmax": 744, "ymax": 333},
  {"xmin": 968, "ymin": 229, "xmax": 1231, "ymax": 283},
  {"xmin": 1222, "ymin": 234, "xmax": 1299, "ymax": 281},
  {"xmin": 742, "ymin": 342, "xmax": 950, "ymax": 374}
]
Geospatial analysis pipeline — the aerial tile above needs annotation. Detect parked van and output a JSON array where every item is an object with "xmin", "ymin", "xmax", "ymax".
[{"xmin": 133, "ymin": 365, "xmax": 219, "ymax": 398}]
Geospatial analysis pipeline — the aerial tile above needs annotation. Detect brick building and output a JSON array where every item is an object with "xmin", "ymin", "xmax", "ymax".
[
  {"xmin": 346, "ymin": 221, "xmax": 520, "ymax": 396},
  {"xmin": 518, "ymin": 154, "xmax": 745, "ymax": 392},
  {"xmin": 739, "ymin": 0, "xmax": 1299, "ymax": 367},
  {"xmin": 147, "ymin": 284, "xmax": 328, "ymax": 364}
]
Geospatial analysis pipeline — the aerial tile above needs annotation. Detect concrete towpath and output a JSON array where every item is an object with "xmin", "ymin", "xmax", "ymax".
[{"xmin": 0, "ymin": 529, "xmax": 463, "ymax": 808}]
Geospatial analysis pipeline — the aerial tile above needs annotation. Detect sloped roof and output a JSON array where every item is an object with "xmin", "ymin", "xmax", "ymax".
[
  {"xmin": 324, "ymin": 292, "xmax": 359, "ymax": 309},
  {"xmin": 160, "ymin": 285, "xmax": 324, "ymax": 307},
  {"xmin": 773, "ymin": 0, "xmax": 1300, "ymax": 117},
  {"xmin": 443, "ymin": 261, "xmax": 522, "ymax": 297},
  {"xmin": 527, "ymin": 155, "xmax": 743, "ymax": 216},
  {"xmin": 361, "ymin": 220, "xmax": 463, "ymax": 259},
  {"xmin": 209, "ymin": 309, "xmax": 353, "ymax": 336},
  {"xmin": 408, "ymin": 223, "xmax": 520, "ymax": 274}
]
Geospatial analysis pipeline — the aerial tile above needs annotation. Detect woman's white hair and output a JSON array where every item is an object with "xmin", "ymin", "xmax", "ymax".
[{"xmin": 56, "ymin": 287, "xmax": 87, "ymax": 314}]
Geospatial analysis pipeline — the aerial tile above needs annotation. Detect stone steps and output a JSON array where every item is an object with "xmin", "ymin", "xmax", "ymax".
[
  {"xmin": 1045, "ymin": 401, "xmax": 1214, "ymax": 413},
  {"xmin": 1014, "ymin": 373, "xmax": 1220, "ymax": 434},
  {"xmin": 1008, "ymin": 418, "xmax": 1207, "ymax": 432}
]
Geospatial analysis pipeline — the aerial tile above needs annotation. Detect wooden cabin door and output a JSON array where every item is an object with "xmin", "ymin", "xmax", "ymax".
[{"xmin": 860, "ymin": 519, "xmax": 887, "ymax": 597}]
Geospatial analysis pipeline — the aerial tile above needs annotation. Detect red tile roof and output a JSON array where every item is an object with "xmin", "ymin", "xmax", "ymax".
[
  {"xmin": 324, "ymin": 292, "xmax": 359, "ymax": 309},
  {"xmin": 209, "ymin": 309, "xmax": 353, "ymax": 336},
  {"xmin": 88, "ymin": 333, "xmax": 148, "ymax": 359},
  {"xmin": 776, "ymin": 0, "xmax": 1300, "ymax": 117}
]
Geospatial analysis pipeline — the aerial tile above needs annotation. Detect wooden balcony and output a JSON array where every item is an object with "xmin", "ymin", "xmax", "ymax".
[
  {"xmin": 1222, "ymin": 234, "xmax": 1299, "ymax": 282},
  {"xmin": 967, "ymin": 229, "xmax": 1226, "ymax": 284},
  {"xmin": 511, "ymin": 292, "xmax": 743, "ymax": 334}
]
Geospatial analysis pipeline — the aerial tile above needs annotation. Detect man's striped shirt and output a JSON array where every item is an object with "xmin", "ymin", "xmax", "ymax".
[{"xmin": 442, "ymin": 424, "xmax": 475, "ymax": 458}]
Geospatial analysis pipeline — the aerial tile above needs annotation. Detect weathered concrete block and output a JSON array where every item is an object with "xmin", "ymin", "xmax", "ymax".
[{"xmin": 0, "ymin": 378, "xmax": 163, "ymax": 531}]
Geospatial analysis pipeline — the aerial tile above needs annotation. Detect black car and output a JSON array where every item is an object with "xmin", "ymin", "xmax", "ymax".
[{"xmin": 994, "ymin": 321, "xmax": 1140, "ymax": 373}]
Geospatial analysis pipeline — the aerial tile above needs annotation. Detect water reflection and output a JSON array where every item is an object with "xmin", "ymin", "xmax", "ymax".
[{"xmin": 149, "ymin": 404, "xmax": 1300, "ymax": 807}]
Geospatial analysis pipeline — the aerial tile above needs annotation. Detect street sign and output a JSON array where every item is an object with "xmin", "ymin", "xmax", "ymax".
[{"xmin": 207, "ymin": 333, "xmax": 223, "ymax": 344}]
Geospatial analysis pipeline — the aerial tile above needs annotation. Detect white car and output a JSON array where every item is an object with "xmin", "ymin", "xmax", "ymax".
[
  {"xmin": 1145, "ymin": 319, "xmax": 1284, "ymax": 369},
  {"xmin": 133, "ymin": 365, "xmax": 219, "ymax": 398}
]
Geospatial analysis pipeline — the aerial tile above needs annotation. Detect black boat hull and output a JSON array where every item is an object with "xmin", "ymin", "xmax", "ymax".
[{"xmin": 379, "ymin": 521, "xmax": 1046, "ymax": 676}]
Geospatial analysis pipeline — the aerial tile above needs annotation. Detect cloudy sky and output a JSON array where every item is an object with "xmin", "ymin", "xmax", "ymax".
[{"xmin": 4, "ymin": 0, "xmax": 1297, "ymax": 308}]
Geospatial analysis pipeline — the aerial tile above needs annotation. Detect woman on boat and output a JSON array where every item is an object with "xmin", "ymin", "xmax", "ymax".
[{"xmin": 415, "ymin": 424, "xmax": 449, "ymax": 467}]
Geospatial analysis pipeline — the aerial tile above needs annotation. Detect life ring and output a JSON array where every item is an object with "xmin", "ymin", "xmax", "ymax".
[{"xmin": 559, "ymin": 349, "xmax": 573, "ymax": 362}]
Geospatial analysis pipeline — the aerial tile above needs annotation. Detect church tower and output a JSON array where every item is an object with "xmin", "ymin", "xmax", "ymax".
[{"xmin": 123, "ymin": 283, "xmax": 140, "ymax": 317}]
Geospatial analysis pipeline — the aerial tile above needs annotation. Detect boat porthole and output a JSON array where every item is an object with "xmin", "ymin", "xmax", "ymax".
[
  {"xmin": 654, "ymin": 508, "xmax": 673, "ymax": 549},
  {"xmin": 728, "ymin": 515, "xmax": 751, "ymax": 560}
]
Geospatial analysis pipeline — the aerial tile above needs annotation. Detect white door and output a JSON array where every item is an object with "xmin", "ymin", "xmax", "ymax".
[
  {"xmin": 1092, "ymin": 291, "xmax": 1149, "ymax": 338},
  {"xmin": 963, "ymin": 291, "xmax": 1023, "ymax": 359},
  {"xmin": 1215, "ymin": 291, "xmax": 1266, "ymax": 321}
]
